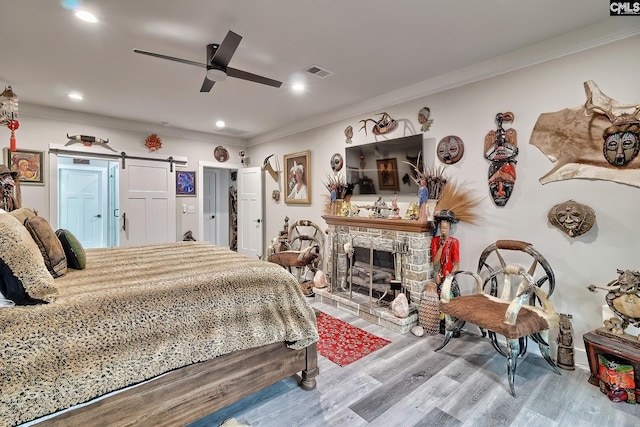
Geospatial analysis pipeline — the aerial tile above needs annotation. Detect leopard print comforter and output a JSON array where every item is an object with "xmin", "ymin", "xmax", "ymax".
[{"xmin": 0, "ymin": 242, "xmax": 318, "ymax": 427}]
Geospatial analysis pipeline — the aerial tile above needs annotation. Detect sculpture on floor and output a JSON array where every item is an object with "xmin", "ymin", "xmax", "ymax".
[
  {"xmin": 556, "ymin": 313, "xmax": 575, "ymax": 371},
  {"xmin": 530, "ymin": 80, "xmax": 640, "ymax": 187}
]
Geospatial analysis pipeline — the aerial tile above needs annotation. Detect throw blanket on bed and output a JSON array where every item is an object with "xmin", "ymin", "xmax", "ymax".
[{"xmin": 1, "ymin": 242, "xmax": 318, "ymax": 427}]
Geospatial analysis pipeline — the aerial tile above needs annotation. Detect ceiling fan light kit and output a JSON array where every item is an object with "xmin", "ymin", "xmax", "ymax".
[{"xmin": 133, "ymin": 30, "xmax": 282, "ymax": 93}]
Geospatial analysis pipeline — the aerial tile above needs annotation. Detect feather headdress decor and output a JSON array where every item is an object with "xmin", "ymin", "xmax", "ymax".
[{"xmin": 435, "ymin": 179, "xmax": 483, "ymax": 224}]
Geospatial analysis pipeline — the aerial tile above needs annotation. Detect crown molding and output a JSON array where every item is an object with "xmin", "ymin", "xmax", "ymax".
[
  {"xmin": 247, "ymin": 19, "xmax": 640, "ymax": 147},
  {"xmin": 20, "ymin": 102, "xmax": 246, "ymax": 146}
]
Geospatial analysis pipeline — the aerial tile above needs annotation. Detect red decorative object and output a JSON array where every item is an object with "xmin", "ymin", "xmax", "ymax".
[
  {"xmin": 7, "ymin": 119, "xmax": 19, "ymax": 152},
  {"xmin": 316, "ymin": 311, "xmax": 390, "ymax": 367},
  {"xmin": 144, "ymin": 133, "xmax": 162, "ymax": 151}
]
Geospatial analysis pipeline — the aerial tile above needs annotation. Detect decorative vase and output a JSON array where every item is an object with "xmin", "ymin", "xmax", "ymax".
[{"xmin": 419, "ymin": 282, "xmax": 440, "ymax": 335}]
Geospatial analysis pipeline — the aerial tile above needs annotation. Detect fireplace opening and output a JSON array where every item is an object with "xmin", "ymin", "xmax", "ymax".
[{"xmin": 346, "ymin": 246, "xmax": 396, "ymax": 301}]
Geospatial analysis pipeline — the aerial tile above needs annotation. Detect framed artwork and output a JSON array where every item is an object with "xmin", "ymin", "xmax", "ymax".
[
  {"xmin": 376, "ymin": 158, "xmax": 399, "ymax": 191},
  {"xmin": 284, "ymin": 150, "xmax": 311, "ymax": 204},
  {"xmin": 4, "ymin": 148, "xmax": 45, "ymax": 185},
  {"xmin": 176, "ymin": 170, "xmax": 196, "ymax": 196}
]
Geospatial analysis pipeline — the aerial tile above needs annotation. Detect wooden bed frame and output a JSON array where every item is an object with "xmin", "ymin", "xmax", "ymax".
[{"xmin": 35, "ymin": 342, "xmax": 318, "ymax": 426}]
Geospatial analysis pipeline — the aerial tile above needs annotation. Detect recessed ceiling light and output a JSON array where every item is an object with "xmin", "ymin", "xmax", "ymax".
[
  {"xmin": 216, "ymin": 120, "xmax": 226, "ymax": 128},
  {"xmin": 292, "ymin": 83, "xmax": 306, "ymax": 93},
  {"xmin": 67, "ymin": 92, "xmax": 84, "ymax": 101},
  {"xmin": 75, "ymin": 10, "xmax": 98, "ymax": 23}
]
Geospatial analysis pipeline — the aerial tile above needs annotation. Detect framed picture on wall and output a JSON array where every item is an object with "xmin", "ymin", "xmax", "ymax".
[
  {"xmin": 284, "ymin": 150, "xmax": 311, "ymax": 204},
  {"xmin": 176, "ymin": 170, "xmax": 196, "ymax": 196},
  {"xmin": 376, "ymin": 158, "xmax": 399, "ymax": 191},
  {"xmin": 4, "ymin": 148, "xmax": 45, "ymax": 185}
]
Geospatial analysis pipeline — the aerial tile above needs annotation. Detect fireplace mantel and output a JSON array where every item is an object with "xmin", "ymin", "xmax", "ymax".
[{"xmin": 322, "ymin": 215, "xmax": 434, "ymax": 233}]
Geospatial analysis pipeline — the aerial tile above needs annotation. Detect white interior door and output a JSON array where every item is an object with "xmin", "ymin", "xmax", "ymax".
[
  {"xmin": 203, "ymin": 170, "xmax": 218, "ymax": 244},
  {"xmin": 58, "ymin": 167, "xmax": 106, "ymax": 248},
  {"xmin": 119, "ymin": 158, "xmax": 176, "ymax": 246},
  {"xmin": 237, "ymin": 167, "xmax": 263, "ymax": 259}
]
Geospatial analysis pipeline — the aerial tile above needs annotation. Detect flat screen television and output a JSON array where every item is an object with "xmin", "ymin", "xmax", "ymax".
[{"xmin": 344, "ymin": 134, "xmax": 427, "ymax": 197}]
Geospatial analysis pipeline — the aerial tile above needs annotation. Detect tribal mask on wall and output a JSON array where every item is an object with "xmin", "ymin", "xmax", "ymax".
[
  {"xmin": 548, "ymin": 199, "xmax": 596, "ymax": 238},
  {"xmin": 530, "ymin": 81, "xmax": 640, "ymax": 188},
  {"xmin": 485, "ymin": 112, "xmax": 517, "ymax": 206}
]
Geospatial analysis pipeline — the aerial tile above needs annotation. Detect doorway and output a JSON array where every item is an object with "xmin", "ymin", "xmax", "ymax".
[
  {"xmin": 57, "ymin": 156, "xmax": 119, "ymax": 248},
  {"xmin": 202, "ymin": 166, "xmax": 233, "ymax": 247}
]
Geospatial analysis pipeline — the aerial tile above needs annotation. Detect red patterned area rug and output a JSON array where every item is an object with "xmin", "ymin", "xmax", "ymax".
[{"xmin": 316, "ymin": 311, "xmax": 391, "ymax": 367}]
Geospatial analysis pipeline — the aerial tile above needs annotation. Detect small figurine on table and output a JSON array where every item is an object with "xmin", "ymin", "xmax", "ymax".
[{"xmin": 418, "ymin": 177, "xmax": 429, "ymax": 222}]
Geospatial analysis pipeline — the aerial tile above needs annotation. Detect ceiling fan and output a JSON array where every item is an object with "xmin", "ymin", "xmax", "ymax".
[{"xmin": 133, "ymin": 30, "xmax": 282, "ymax": 92}]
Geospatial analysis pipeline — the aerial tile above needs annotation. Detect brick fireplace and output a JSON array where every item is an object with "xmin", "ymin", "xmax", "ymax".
[{"xmin": 318, "ymin": 216, "xmax": 435, "ymax": 334}]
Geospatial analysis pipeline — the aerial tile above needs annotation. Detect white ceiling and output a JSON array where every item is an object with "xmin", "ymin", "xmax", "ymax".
[{"xmin": 1, "ymin": 1, "xmax": 638, "ymax": 144}]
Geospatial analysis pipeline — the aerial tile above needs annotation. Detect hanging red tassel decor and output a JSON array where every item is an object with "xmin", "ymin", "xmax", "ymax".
[{"xmin": 7, "ymin": 119, "xmax": 19, "ymax": 152}]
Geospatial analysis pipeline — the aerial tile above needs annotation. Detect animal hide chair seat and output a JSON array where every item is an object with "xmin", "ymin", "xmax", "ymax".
[{"xmin": 435, "ymin": 267, "xmax": 560, "ymax": 397}]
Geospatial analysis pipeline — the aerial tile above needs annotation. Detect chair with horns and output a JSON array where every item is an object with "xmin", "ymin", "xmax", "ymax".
[{"xmin": 435, "ymin": 240, "xmax": 561, "ymax": 396}]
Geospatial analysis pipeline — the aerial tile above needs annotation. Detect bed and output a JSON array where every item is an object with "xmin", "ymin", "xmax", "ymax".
[{"xmin": 0, "ymin": 215, "xmax": 319, "ymax": 427}]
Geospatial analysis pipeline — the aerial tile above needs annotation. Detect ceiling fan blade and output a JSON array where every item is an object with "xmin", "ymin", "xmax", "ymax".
[
  {"xmin": 133, "ymin": 49, "xmax": 207, "ymax": 68},
  {"xmin": 200, "ymin": 77, "xmax": 215, "ymax": 92},
  {"xmin": 226, "ymin": 67, "xmax": 282, "ymax": 88},
  {"xmin": 211, "ymin": 30, "xmax": 242, "ymax": 68}
]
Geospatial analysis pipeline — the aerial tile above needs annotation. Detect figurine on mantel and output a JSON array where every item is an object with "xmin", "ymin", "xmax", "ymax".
[
  {"xmin": 418, "ymin": 177, "xmax": 429, "ymax": 222},
  {"xmin": 388, "ymin": 193, "xmax": 401, "ymax": 219}
]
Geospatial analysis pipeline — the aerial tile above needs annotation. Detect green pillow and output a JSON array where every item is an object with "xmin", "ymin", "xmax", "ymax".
[{"xmin": 55, "ymin": 229, "xmax": 86, "ymax": 270}]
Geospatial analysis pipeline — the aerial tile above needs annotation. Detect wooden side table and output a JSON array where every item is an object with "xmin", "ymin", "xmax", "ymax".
[{"xmin": 583, "ymin": 329, "xmax": 640, "ymax": 400}]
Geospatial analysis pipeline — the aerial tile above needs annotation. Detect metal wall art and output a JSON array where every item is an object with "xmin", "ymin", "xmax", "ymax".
[
  {"xmin": 436, "ymin": 135, "xmax": 464, "ymax": 165},
  {"xmin": 530, "ymin": 80, "xmax": 640, "ymax": 188},
  {"xmin": 484, "ymin": 112, "xmax": 517, "ymax": 206},
  {"xmin": 548, "ymin": 199, "xmax": 596, "ymax": 237}
]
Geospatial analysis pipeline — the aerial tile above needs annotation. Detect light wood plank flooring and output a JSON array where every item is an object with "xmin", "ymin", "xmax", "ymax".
[{"xmin": 189, "ymin": 301, "xmax": 640, "ymax": 427}]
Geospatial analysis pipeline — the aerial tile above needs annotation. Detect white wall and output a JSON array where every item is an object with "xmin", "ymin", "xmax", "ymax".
[
  {"xmin": 248, "ymin": 34, "xmax": 640, "ymax": 366},
  {"xmin": 11, "ymin": 107, "xmax": 246, "ymax": 240}
]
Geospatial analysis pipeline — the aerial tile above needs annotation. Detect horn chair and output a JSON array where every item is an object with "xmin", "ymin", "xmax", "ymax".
[{"xmin": 435, "ymin": 240, "xmax": 560, "ymax": 396}]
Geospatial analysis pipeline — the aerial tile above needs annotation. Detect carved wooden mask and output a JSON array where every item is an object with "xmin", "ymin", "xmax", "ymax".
[{"xmin": 548, "ymin": 199, "xmax": 596, "ymax": 237}]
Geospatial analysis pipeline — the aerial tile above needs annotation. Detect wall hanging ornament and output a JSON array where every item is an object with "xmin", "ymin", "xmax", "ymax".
[
  {"xmin": 66, "ymin": 134, "xmax": 116, "ymax": 152},
  {"xmin": 344, "ymin": 126, "xmax": 353, "ymax": 144},
  {"xmin": 418, "ymin": 107, "xmax": 433, "ymax": 132},
  {"xmin": 484, "ymin": 112, "xmax": 517, "ymax": 206},
  {"xmin": 330, "ymin": 153, "xmax": 343, "ymax": 172},
  {"xmin": 214, "ymin": 146, "xmax": 229, "ymax": 162},
  {"xmin": 548, "ymin": 199, "xmax": 596, "ymax": 237},
  {"xmin": 262, "ymin": 154, "xmax": 279, "ymax": 182},
  {"xmin": 530, "ymin": 80, "xmax": 640, "ymax": 188},
  {"xmin": 144, "ymin": 133, "xmax": 163, "ymax": 151},
  {"xmin": 359, "ymin": 112, "xmax": 398, "ymax": 136},
  {"xmin": 436, "ymin": 135, "xmax": 464, "ymax": 165},
  {"xmin": 0, "ymin": 86, "xmax": 20, "ymax": 152}
]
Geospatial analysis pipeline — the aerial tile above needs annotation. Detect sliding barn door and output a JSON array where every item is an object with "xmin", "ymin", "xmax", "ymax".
[{"xmin": 119, "ymin": 158, "xmax": 176, "ymax": 246}]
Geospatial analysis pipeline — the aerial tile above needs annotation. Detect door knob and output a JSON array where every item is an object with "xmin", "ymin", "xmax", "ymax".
[
  {"xmin": 211, "ymin": 215, "xmax": 215, "ymax": 219},
  {"xmin": 95, "ymin": 214, "xmax": 102, "ymax": 218}
]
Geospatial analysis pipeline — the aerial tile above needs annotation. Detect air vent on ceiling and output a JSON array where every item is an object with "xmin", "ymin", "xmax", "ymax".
[
  {"xmin": 213, "ymin": 127, "xmax": 249, "ymax": 137},
  {"xmin": 304, "ymin": 64, "xmax": 333, "ymax": 79}
]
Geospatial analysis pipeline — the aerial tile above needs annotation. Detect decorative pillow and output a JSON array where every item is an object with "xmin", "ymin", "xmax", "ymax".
[
  {"xmin": 9, "ymin": 207, "xmax": 37, "ymax": 225},
  {"xmin": 24, "ymin": 216, "xmax": 68, "ymax": 278},
  {"xmin": 0, "ymin": 213, "xmax": 57, "ymax": 304},
  {"xmin": 56, "ymin": 229, "xmax": 86, "ymax": 270}
]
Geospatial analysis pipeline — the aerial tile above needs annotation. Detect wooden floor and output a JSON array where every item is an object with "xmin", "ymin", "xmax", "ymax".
[{"xmin": 189, "ymin": 301, "xmax": 640, "ymax": 427}]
